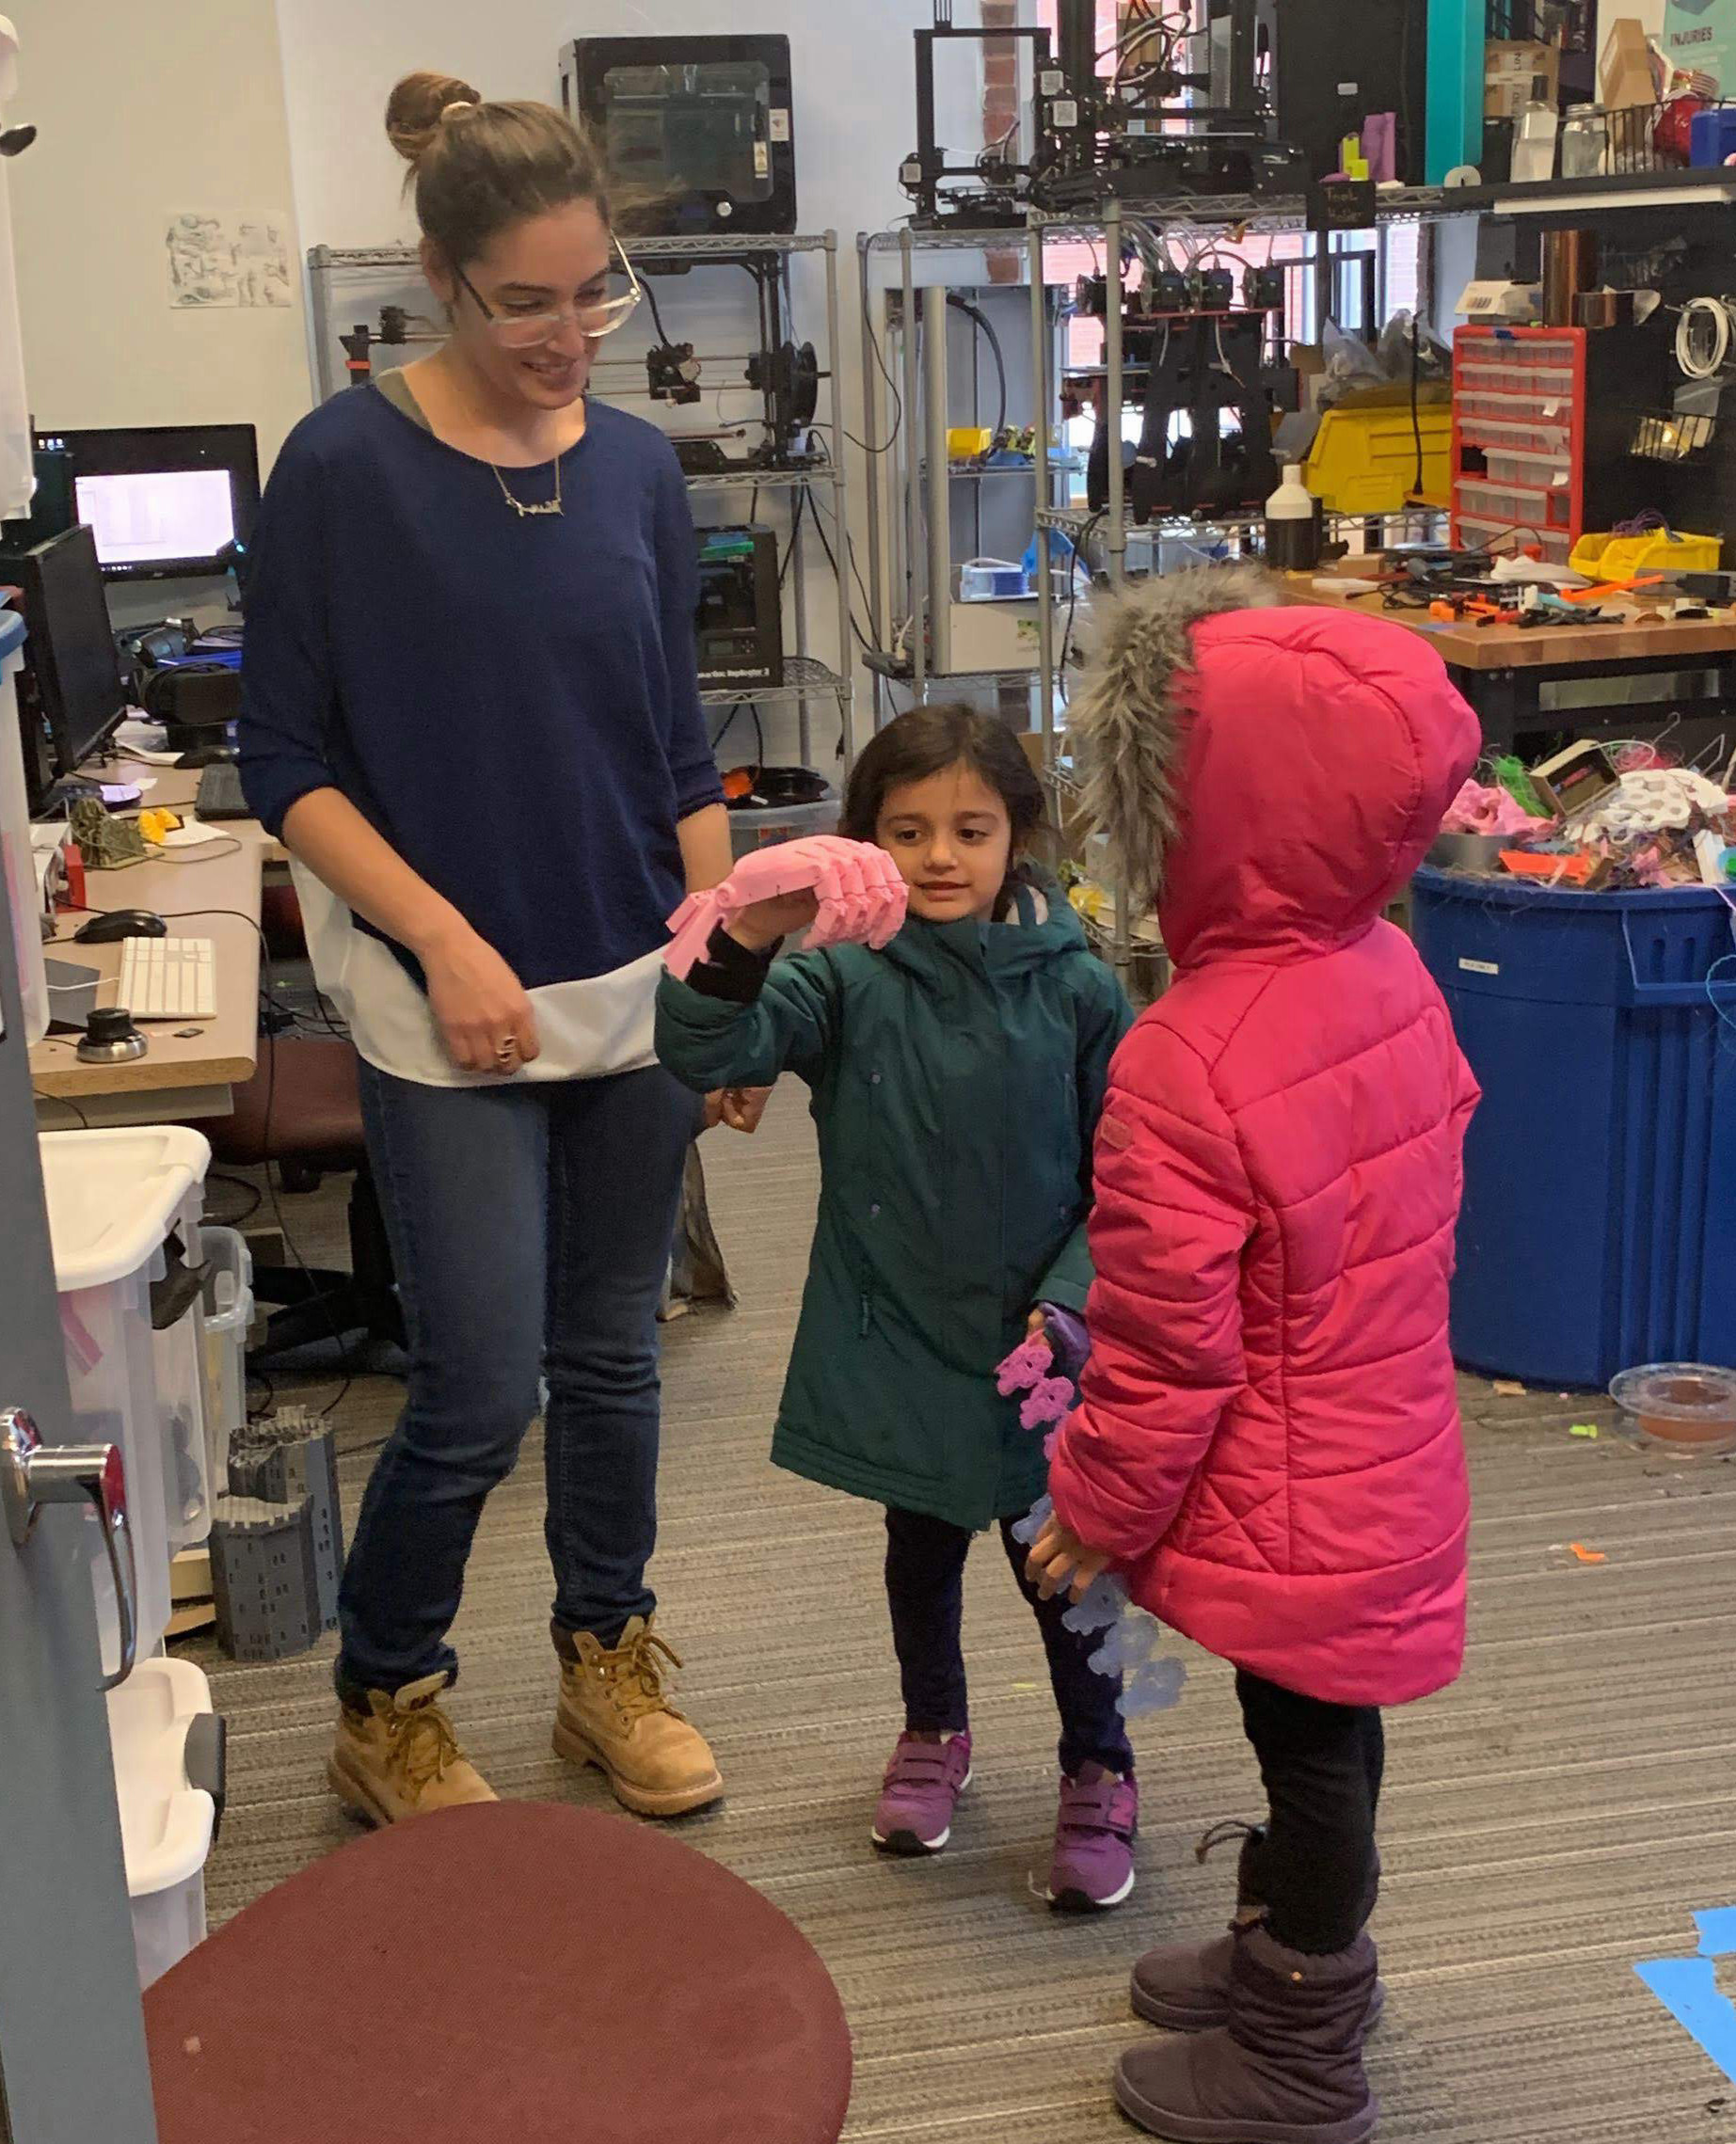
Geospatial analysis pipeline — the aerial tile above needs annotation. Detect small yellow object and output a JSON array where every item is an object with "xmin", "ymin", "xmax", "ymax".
[
  {"xmin": 137, "ymin": 807, "xmax": 182, "ymax": 845},
  {"xmin": 947, "ymin": 426, "xmax": 994, "ymax": 462},
  {"xmin": 1569, "ymin": 1423, "xmax": 1600, "ymax": 1440}
]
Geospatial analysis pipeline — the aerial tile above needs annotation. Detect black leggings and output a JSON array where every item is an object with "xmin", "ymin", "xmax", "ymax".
[
  {"xmin": 1236, "ymin": 1669, "xmax": 1384, "ymax": 1956},
  {"xmin": 884, "ymin": 1506, "xmax": 1135, "ymax": 1778}
]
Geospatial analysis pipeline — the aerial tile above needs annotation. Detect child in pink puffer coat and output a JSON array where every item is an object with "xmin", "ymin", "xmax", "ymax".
[{"xmin": 1027, "ymin": 567, "xmax": 1481, "ymax": 2144}]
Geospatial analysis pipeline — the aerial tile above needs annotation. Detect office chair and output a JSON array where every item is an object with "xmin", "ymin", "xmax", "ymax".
[{"xmin": 193, "ymin": 886, "xmax": 403, "ymax": 1368}]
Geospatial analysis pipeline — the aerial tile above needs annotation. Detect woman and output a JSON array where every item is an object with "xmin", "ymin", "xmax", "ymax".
[{"xmin": 241, "ymin": 72, "xmax": 735, "ymax": 1825}]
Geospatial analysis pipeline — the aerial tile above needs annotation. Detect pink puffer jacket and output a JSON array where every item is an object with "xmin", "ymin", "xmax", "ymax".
[{"xmin": 1047, "ymin": 573, "xmax": 1481, "ymax": 1707}]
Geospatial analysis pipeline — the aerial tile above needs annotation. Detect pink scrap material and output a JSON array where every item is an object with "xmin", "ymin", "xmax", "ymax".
[{"xmin": 1442, "ymin": 779, "xmax": 1551, "ymax": 839}]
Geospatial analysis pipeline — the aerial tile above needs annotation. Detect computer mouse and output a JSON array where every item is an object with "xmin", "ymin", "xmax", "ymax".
[
  {"xmin": 74, "ymin": 909, "xmax": 168, "ymax": 945},
  {"xmin": 175, "ymin": 743, "xmax": 239, "ymax": 770}
]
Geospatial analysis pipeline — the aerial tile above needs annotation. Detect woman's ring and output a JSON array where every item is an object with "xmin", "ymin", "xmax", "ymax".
[{"xmin": 495, "ymin": 1036, "xmax": 520, "ymax": 1068}]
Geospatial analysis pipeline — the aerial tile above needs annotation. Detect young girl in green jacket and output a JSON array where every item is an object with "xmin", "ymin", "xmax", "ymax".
[{"xmin": 655, "ymin": 705, "xmax": 1140, "ymax": 1910}]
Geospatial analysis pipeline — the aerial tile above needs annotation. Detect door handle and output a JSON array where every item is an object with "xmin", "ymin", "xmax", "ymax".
[{"xmin": 1, "ymin": 1407, "xmax": 138, "ymax": 1691}]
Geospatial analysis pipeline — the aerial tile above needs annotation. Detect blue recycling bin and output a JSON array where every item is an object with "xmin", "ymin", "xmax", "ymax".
[{"xmin": 1411, "ymin": 869, "xmax": 1736, "ymax": 1389}]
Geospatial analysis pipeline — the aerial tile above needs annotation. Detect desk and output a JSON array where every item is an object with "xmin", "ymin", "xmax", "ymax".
[
  {"xmin": 1301, "ymin": 573, "xmax": 1736, "ymax": 753},
  {"xmin": 29, "ymin": 824, "xmax": 264, "ymax": 1128}
]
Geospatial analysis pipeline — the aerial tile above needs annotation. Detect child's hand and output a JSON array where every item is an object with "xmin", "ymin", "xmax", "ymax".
[
  {"xmin": 721, "ymin": 1085, "xmax": 772, "ymax": 1134},
  {"xmin": 726, "ymin": 890, "xmax": 820, "ymax": 953},
  {"xmin": 1026, "ymin": 1515, "xmax": 1113, "ymax": 1603}
]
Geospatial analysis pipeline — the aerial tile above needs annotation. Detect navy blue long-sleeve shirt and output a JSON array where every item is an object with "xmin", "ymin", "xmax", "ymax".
[{"xmin": 240, "ymin": 389, "xmax": 723, "ymax": 995}]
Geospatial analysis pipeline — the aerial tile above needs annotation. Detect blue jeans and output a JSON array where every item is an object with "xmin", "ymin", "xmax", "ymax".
[{"xmin": 337, "ymin": 1060, "xmax": 702, "ymax": 1697}]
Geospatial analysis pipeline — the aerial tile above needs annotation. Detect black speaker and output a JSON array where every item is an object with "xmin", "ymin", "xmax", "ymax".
[{"xmin": 1261, "ymin": 0, "xmax": 1429, "ymax": 186}]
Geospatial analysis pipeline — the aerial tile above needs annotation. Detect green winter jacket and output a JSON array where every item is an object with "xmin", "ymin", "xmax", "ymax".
[{"xmin": 654, "ymin": 882, "xmax": 1133, "ymax": 1531}]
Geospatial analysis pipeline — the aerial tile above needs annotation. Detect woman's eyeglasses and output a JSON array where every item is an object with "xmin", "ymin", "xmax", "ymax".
[{"xmin": 454, "ymin": 240, "xmax": 643, "ymax": 349}]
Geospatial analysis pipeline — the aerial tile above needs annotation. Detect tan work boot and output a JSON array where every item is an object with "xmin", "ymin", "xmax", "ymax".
[
  {"xmin": 552, "ymin": 1615, "xmax": 724, "ymax": 1818},
  {"xmin": 328, "ymin": 1674, "xmax": 498, "ymax": 1826}
]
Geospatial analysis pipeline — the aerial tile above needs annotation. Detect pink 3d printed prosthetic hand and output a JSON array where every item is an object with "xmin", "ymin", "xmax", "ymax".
[{"xmin": 662, "ymin": 835, "xmax": 910, "ymax": 981}]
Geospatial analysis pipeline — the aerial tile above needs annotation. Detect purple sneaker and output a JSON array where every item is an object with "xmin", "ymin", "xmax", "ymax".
[
  {"xmin": 872, "ymin": 1731, "xmax": 973, "ymax": 1855},
  {"xmin": 1046, "ymin": 1764, "xmax": 1139, "ymax": 1912}
]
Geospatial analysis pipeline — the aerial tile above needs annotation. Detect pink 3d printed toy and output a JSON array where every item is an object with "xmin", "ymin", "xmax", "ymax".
[
  {"xmin": 999, "ymin": 1321, "xmax": 1187, "ymax": 1721},
  {"xmin": 663, "ymin": 836, "xmax": 910, "ymax": 981}
]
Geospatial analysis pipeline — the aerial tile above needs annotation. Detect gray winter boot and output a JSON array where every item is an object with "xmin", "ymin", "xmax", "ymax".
[
  {"xmin": 1131, "ymin": 1823, "xmax": 1384, "ymax": 2036},
  {"xmin": 1116, "ymin": 1924, "xmax": 1379, "ymax": 2144}
]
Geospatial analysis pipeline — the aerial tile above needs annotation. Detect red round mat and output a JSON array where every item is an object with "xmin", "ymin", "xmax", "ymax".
[{"xmin": 145, "ymin": 1803, "xmax": 852, "ymax": 2144}]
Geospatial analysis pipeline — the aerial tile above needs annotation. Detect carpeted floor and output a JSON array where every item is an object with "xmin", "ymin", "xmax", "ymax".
[{"xmin": 184, "ymin": 1088, "xmax": 1736, "ymax": 2142}]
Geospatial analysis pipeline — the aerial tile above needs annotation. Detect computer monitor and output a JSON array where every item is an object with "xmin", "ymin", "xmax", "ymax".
[
  {"xmin": 1, "ymin": 525, "xmax": 126, "ymax": 797},
  {"xmin": 34, "ymin": 423, "xmax": 261, "ymax": 581}
]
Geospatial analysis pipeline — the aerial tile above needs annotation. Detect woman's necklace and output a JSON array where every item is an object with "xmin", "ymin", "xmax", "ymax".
[
  {"xmin": 436, "ymin": 357, "xmax": 577, "ymax": 518},
  {"xmin": 489, "ymin": 453, "xmax": 563, "ymax": 519}
]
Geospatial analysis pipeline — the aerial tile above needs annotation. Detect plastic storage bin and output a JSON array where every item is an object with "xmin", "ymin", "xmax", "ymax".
[
  {"xmin": 200, "ymin": 1225, "xmax": 254, "ymax": 1496},
  {"xmin": 1412, "ymin": 871, "xmax": 1736, "ymax": 1388},
  {"xmin": 106, "ymin": 1655, "xmax": 223, "ymax": 1988},
  {"xmin": 959, "ymin": 561, "xmax": 1028, "ymax": 601},
  {"xmin": 40, "ymin": 1127, "xmax": 213, "ymax": 1676},
  {"xmin": 726, "ymin": 794, "xmax": 839, "ymax": 859},
  {"xmin": 152, "ymin": 1307, "xmax": 211, "ymax": 1552}
]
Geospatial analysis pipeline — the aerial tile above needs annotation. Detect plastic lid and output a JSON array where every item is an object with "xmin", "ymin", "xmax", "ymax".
[
  {"xmin": 104, "ymin": 1656, "xmax": 216, "ymax": 1897},
  {"xmin": 39, "ymin": 1127, "xmax": 212, "ymax": 1289},
  {"xmin": 1609, "ymin": 1363, "xmax": 1736, "ymax": 1421}
]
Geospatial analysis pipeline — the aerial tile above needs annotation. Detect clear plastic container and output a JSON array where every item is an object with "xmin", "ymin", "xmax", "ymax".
[
  {"xmin": 199, "ymin": 1226, "xmax": 254, "ymax": 1498},
  {"xmin": 726, "ymin": 794, "xmax": 839, "ymax": 859},
  {"xmin": 958, "ymin": 561, "xmax": 1029, "ymax": 601},
  {"xmin": 105, "ymin": 1656, "xmax": 218, "ymax": 1987},
  {"xmin": 40, "ymin": 1128, "xmax": 213, "ymax": 1677},
  {"xmin": 152, "ymin": 1308, "xmax": 211, "ymax": 1552},
  {"xmin": 1610, "ymin": 1363, "xmax": 1736, "ymax": 1458}
]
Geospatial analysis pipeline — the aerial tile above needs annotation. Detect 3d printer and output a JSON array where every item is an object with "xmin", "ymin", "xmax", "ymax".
[{"xmin": 900, "ymin": 0, "xmax": 1426, "ymax": 227}]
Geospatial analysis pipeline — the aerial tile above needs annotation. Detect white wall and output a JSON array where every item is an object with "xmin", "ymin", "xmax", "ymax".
[
  {"xmin": 275, "ymin": 0, "xmax": 974, "ymax": 256},
  {"xmin": 7, "ymin": 0, "xmax": 311, "ymax": 471}
]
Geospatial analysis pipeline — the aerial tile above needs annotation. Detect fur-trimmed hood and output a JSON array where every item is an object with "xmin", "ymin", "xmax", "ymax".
[{"xmin": 1069, "ymin": 566, "xmax": 1480, "ymax": 967}]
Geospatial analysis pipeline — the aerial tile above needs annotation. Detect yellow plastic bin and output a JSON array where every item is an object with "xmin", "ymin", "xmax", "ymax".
[
  {"xmin": 1569, "ymin": 530, "xmax": 1723, "ymax": 580},
  {"xmin": 1304, "ymin": 401, "xmax": 1453, "ymax": 516}
]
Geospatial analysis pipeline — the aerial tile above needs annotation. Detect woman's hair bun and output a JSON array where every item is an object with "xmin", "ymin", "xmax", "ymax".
[{"xmin": 386, "ymin": 71, "xmax": 484, "ymax": 167}]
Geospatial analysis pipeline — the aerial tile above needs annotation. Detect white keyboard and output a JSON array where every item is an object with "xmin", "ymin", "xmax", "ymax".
[{"xmin": 116, "ymin": 937, "xmax": 216, "ymax": 1022}]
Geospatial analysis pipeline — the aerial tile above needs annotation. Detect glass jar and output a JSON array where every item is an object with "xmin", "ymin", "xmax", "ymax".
[{"xmin": 1560, "ymin": 104, "xmax": 1609, "ymax": 179}]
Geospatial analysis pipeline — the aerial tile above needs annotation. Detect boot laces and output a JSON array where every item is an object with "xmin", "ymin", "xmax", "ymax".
[
  {"xmin": 1195, "ymin": 1817, "xmax": 1260, "ymax": 1866},
  {"xmin": 602, "ymin": 1626, "xmax": 683, "ymax": 1723},
  {"xmin": 388, "ymin": 1699, "xmax": 461, "ymax": 1791}
]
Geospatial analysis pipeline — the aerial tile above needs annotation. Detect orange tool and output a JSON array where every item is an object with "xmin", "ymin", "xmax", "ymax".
[{"xmin": 1563, "ymin": 574, "xmax": 1666, "ymax": 605}]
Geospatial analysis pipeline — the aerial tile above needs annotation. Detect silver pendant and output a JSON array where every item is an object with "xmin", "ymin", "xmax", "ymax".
[{"xmin": 506, "ymin": 494, "xmax": 563, "ymax": 517}]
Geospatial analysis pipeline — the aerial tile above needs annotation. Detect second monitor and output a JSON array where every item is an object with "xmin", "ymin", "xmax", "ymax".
[{"xmin": 36, "ymin": 422, "xmax": 261, "ymax": 581}]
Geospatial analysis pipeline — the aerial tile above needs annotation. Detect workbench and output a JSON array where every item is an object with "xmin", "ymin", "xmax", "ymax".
[
  {"xmin": 29, "ymin": 763, "xmax": 268, "ymax": 1128},
  {"xmin": 1302, "ymin": 572, "xmax": 1736, "ymax": 753}
]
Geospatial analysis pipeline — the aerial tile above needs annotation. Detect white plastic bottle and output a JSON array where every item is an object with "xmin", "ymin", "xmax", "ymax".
[{"xmin": 1264, "ymin": 464, "xmax": 1320, "ymax": 573}]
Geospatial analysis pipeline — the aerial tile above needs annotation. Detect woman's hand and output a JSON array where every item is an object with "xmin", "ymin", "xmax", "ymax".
[
  {"xmin": 726, "ymin": 890, "xmax": 820, "ymax": 953},
  {"xmin": 1026, "ymin": 1515, "xmax": 1113, "ymax": 1603},
  {"xmin": 421, "ymin": 922, "xmax": 541, "ymax": 1075}
]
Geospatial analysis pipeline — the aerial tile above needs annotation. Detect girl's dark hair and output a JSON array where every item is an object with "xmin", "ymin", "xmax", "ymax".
[
  {"xmin": 386, "ymin": 71, "xmax": 609, "ymax": 266},
  {"xmin": 842, "ymin": 703, "xmax": 1049, "ymax": 866}
]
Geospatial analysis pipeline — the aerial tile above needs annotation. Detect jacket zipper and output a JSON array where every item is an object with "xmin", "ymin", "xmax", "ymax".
[{"xmin": 859, "ymin": 1292, "xmax": 872, "ymax": 1338}]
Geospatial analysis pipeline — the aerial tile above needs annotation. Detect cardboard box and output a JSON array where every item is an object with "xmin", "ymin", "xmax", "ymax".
[
  {"xmin": 1600, "ymin": 16, "xmax": 1658, "ymax": 110},
  {"xmin": 1486, "ymin": 40, "xmax": 1562, "ymax": 119}
]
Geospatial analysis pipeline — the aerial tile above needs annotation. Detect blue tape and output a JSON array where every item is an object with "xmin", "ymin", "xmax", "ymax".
[{"xmin": 1635, "ymin": 1908, "xmax": 1736, "ymax": 2084}]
